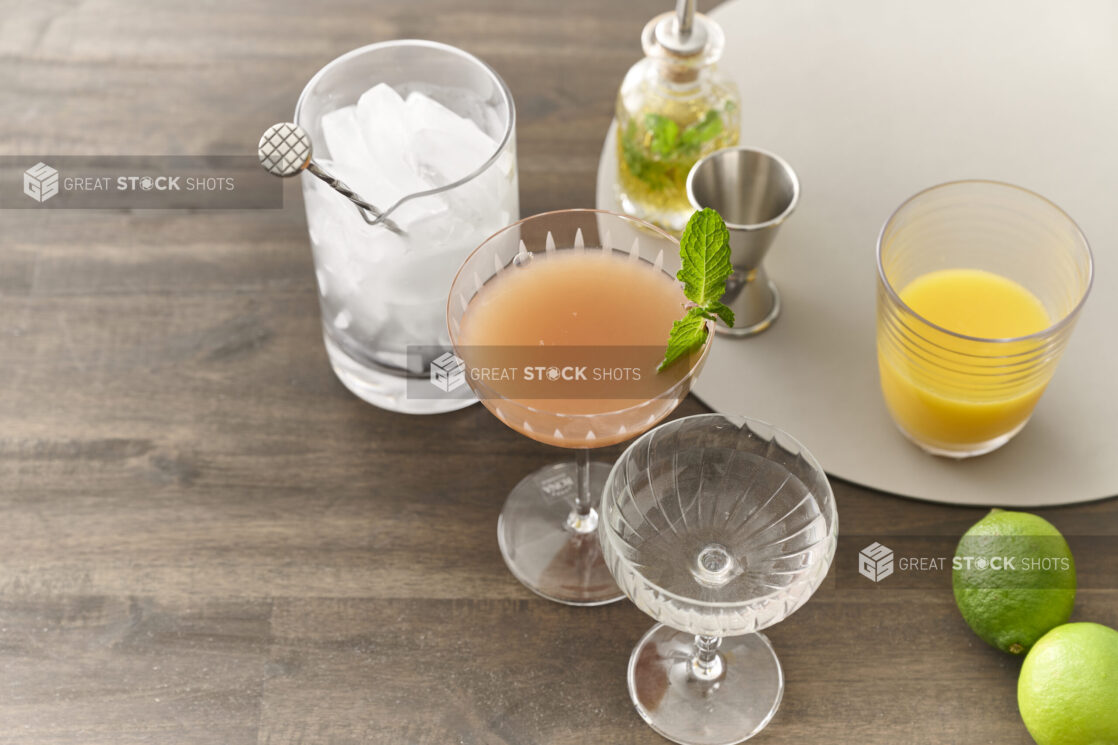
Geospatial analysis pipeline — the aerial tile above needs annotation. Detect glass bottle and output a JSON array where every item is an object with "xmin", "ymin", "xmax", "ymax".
[{"xmin": 615, "ymin": 0, "xmax": 740, "ymax": 234}]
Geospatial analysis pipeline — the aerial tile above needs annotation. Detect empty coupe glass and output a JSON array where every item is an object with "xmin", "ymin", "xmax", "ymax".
[{"xmin": 600, "ymin": 414, "xmax": 838, "ymax": 745}]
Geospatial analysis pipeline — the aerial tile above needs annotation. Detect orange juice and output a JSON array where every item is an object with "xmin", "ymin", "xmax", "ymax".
[{"xmin": 878, "ymin": 268, "xmax": 1052, "ymax": 451}]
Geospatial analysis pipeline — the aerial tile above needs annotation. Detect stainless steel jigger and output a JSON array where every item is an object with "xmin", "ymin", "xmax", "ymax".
[
  {"xmin": 687, "ymin": 147, "xmax": 800, "ymax": 336},
  {"xmin": 258, "ymin": 122, "xmax": 402, "ymax": 234}
]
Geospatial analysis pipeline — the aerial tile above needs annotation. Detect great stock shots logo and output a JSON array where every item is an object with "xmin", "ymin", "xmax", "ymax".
[
  {"xmin": 3, "ymin": 156, "xmax": 280, "ymax": 209},
  {"xmin": 430, "ymin": 352, "xmax": 467, "ymax": 393},
  {"xmin": 837, "ymin": 534, "xmax": 1110, "ymax": 590},
  {"xmin": 23, "ymin": 162, "xmax": 59, "ymax": 202},
  {"xmin": 858, "ymin": 542, "xmax": 895, "ymax": 583}
]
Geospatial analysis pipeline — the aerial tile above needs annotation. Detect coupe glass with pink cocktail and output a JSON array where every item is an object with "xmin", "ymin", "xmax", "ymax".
[{"xmin": 447, "ymin": 209, "xmax": 711, "ymax": 605}]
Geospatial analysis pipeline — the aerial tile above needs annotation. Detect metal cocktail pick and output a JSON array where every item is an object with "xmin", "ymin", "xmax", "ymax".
[{"xmin": 258, "ymin": 122, "xmax": 402, "ymax": 234}]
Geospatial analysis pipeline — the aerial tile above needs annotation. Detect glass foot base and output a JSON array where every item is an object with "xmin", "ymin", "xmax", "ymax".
[
  {"xmin": 497, "ymin": 461, "xmax": 624, "ymax": 606},
  {"xmin": 628, "ymin": 624, "xmax": 784, "ymax": 745},
  {"xmin": 323, "ymin": 333, "xmax": 475, "ymax": 415}
]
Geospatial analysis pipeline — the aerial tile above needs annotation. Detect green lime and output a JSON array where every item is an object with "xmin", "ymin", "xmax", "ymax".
[
  {"xmin": 1018, "ymin": 622, "xmax": 1118, "ymax": 745},
  {"xmin": 952, "ymin": 509, "xmax": 1075, "ymax": 655}
]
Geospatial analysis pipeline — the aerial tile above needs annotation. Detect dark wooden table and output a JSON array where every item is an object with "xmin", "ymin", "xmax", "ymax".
[{"xmin": 1, "ymin": 1, "xmax": 1114, "ymax": 743}]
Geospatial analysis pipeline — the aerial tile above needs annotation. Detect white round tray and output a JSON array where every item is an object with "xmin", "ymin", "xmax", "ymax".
[{"xmin": 597, "ymin": 0, "xmax": 1118, "ymax": 506}]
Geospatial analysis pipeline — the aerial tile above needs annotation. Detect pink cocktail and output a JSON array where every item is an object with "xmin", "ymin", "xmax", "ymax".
[{"xmin": 448, "ymin": 209, "xmax": 710, "ymax": 605}]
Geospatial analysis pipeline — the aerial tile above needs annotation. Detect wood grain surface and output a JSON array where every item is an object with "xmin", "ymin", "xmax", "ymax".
[{"xmin": 0, "ymin": 1, "xmax": 1114, "ymax": 743}]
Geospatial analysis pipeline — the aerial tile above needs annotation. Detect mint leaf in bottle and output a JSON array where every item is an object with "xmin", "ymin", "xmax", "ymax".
[{"xmin": 645, "ymin": 113, "xmax": 680, "ymax": 157}]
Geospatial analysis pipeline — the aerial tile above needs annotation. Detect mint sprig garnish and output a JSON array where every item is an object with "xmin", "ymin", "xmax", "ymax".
[
  {"xmin": 657, "ymin": 208, "xmax": 735, "ymax": 372},
  {"xmin": 660, "ymin": 313, "xmax": 709, "ymax": 373}
]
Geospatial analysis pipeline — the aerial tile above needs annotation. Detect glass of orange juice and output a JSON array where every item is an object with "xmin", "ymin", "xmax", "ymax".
[{"xmin": 876, "ymin": 180, "xmax": 1093, "ymax": 458}]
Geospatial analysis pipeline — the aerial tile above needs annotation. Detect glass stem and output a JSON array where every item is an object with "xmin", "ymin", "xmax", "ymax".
[
  {"xmin": 689, "ymin": 635, "xmax": 725, "ymax": 681},
  {"xmin": 565, "ymin": 448, "xmax": 598, "ymax": 534}
]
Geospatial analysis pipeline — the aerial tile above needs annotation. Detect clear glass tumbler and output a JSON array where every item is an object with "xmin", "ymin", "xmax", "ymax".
[
  {"xmin": 295, "ymin": 40, "xmax": 518, "ymax": 414},
  {"xmin": 876, "ymin": 181, "xmax": 1093, "ymax": 457},
  {"xmin": 599, "ymin": 414, "xmax": 838, "ymax": 745}
]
